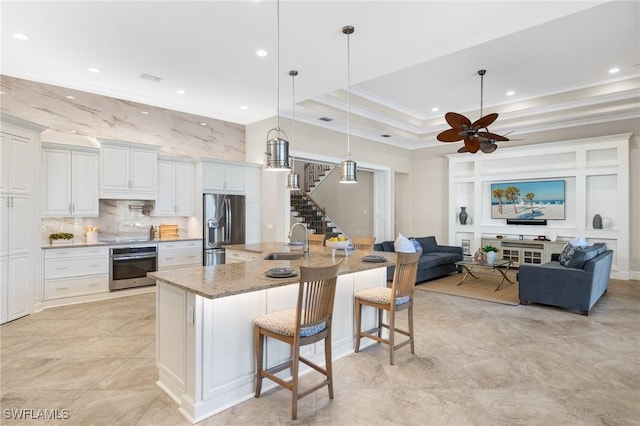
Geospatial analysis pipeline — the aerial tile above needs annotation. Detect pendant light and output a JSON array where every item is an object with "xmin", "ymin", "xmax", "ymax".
[
  {"xmin": 264, "ymin": 0, "xmax": 291, "ymax": 171},
  {"xmin": 340, "ymin": 25, "xmax": 357, "ymax": 184},
  {"xmin": 287, "ymin": 70, "xmax": 301, "ymax": 190}
]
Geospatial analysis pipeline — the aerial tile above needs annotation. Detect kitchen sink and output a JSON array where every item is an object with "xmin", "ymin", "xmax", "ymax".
[{"xmin": 263, "ymin": 252, "xmax": 303, "ymax": 260}]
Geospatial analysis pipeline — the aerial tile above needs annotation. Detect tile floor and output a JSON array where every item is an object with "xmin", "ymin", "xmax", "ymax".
[{"xmin": 1, "ymin": 279, "xmax": 639, "ymax": 425}]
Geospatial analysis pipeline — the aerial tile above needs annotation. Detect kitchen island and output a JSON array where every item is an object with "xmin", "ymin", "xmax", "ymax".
[{"xmin": 149, "ymin": 242, "xmax": 394, "ymax": 423}]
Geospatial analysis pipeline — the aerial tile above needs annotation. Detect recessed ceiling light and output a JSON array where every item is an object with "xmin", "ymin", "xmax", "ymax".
[
  {"xmin": 609, "ymin": 67, "xmax": 620, "ymax": 74},
  {"xmin": 431, "ymin": 107, "xmax": 439, "ymax": 112},
  {"xmin": 13, "ymin": 33, "xmax": 29, "ymax": 41},
  {"xmin": 200, "ymin": 122, "xmax": 207, "ymax": 126},
  {"xmin": 0, "ymin": 91, "xmax": 5, "ymax": 95},
  {"xmin": 88, "ymin": 67, "xmax": 101, "ymax": 73},
  {"xmin": 256, "ymin": 49, "xmax": 268, "ymax": 57},
  {"xmin": 506, "ymin": 90, "xmax": 515, "ymax": 96},
  {"xmin": 65, "ymin": 95, "xmax": 75, "ymax": 100},
  {"xmin": 176, "ymin": 89, "xmax": 185, "ymax": 95},
  {"xmin": 141, "ymin": 111, "xmax": 149, "ymax": 115},
  {"xmin": 240, "ymin": 105, "xmax": 249, "ymax": 110}
]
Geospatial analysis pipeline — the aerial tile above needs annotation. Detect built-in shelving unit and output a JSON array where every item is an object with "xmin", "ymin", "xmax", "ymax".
[{"xmin": 448, "ymin": 134, "xmax": 630, "ymax": 279}]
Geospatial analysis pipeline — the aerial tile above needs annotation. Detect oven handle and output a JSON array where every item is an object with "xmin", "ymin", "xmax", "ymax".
[{"xmin": 111, "ymin": 254, "xmax": 157, "ymax": 261}]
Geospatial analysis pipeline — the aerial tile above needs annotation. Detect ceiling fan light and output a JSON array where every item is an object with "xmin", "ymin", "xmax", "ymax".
[
  {"xmin": 339, "ymin": 158, "xmax": 357, "ymax": 183},
  {"xmin": 287, "ymin": 172, "xmax": 300, "ymax": 190}
]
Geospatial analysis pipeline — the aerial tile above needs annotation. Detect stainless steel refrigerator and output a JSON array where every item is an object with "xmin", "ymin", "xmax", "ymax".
[{"xmin": 203, "ymin": 193, "xmax": 246, "ymax": 265}]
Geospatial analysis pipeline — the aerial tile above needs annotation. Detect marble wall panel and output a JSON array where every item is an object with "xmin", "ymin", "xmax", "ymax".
[{"xmin": 0, "ymin": 74, "xmax": 246, "ymax": 160}]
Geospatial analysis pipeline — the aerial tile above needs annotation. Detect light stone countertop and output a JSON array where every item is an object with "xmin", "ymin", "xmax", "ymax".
[
  {"xmin": 149, "ymin": 242, "xmax": 394, "ymax": 299},
  {"xmin": 41, "ymin": 236, "xmax": 202, "ymax": 249}
]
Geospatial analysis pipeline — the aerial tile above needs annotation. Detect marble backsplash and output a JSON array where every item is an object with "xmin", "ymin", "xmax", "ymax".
[{"xmin": 41, "ymin": 200, "xmax": 190, "ymax": 244}]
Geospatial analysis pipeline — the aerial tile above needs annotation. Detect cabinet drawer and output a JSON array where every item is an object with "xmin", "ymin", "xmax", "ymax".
[
  {"xmin": 158, "ymin": 240, "xmax": 201, "ymax": 251},
  {"xmin": 44, "ymin": 246, "xmax": 109, "ymax": 259},
  {"xmin": 45, "ymin": 256, "xmax": 109, "ymax": 279},
  {"xmin": 45, "ymin": 274, "xmax": 109, "ymax": 300},
  {"xmin": 225, "ymin": 250, "xmax": 247, "ymax": 262},
  {"xmin": 158, "ymin": 249, "xmax": 201, "ymax": 269}
]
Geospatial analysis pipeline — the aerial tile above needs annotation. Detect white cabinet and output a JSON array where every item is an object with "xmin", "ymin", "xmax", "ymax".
[
  {"xmin": 203, "ymin": 162, "xmax": 244, "ymax": 192},
  {"xmin": 98, "ymin": 139, "xmax": 159, "ymax": 200},
  {"xmin": 225, "ymin": 249, "xmax": 259, "ymax": 264},
  {"xmin": 157, "ymin": 240, "xmax": 201, "ymax": 269},
  {"xmin": 481, "ymin": 238, "xmax": 567, "ymax": 267},
  {"xmin": 41, "ymin": 144, "xmax": 99, "ymax": 217},
  {"xmin": 244, "ymin": 166, "xmax": 261, "ymax": 244},
  {"xmin": 1, "ymin": 113, "xmax": 46, "ymax": 324},
  {"xmin": 43, "ymin": 247, "xmax": 109, "ymax": 300},
  {"xmin": 156, "ymin": 158, "xmax": 195, "ymax": 216}
]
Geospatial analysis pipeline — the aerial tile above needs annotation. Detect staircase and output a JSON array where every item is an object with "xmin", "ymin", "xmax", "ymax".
[{"xmin": 290, "ymin": 162, "xmax": 343, "ymax": 236}]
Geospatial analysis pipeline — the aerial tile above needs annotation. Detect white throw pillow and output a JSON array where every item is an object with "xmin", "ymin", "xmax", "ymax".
[
  {"xmin": 569, "ymin": 236, "xmax": 589, "ymax": 248},
  {"xmin": 394, "ymin": 233, "xmax": 416, "ymax": 253}
]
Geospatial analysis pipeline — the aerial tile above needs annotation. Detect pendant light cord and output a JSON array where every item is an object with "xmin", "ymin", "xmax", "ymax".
[
  {"xmin": 276, "ymin": 0, "xmax": 281, "ymax": 131},
  {"xmin": 291, "ymin": 70, "xmax": 297, "ymax": 167},
  {"xmin": 346, "ymin": 29, "xmax": 351, "ymax": 159}
]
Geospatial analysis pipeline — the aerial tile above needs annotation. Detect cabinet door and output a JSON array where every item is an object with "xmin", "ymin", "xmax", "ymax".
[
  {"xmin": 224, "ymin": 166, "xmax": 244, "ymax": 191},
  {"xmin": 100, "ymin": 144, "xmax": 130, "ymax": 191},
  {"xmin": 0, "ymin": 256, "xmax": 6, "ymax": 324},
  {"xmin": 130, "ymin": 148, "xmax": 157, "ymax": 193},
  {"xmin": 174, "ymin": 162, "xmax": 194, "ymax": 215},
  {"xmin": 156, "ymin": 160, "xmax": 176, "ymax": 215},
  {"xmin": 203, "ymin": 163, "xmax": 224, "ymax": 190},
  {"xmin": 71, "ymin": 150, "xmax": 99, "ymax": 216},
  {"xmin": 245, "ymin": 200, "xmax": 260, "ymax": 244},
  {"xmin": 41, "ymin": 149, "xmax": 72, "ymax": 216},
  {"xmin": 0, "ymin": 196, "xmax": 7, "ymax": 258},
  {"xmin": 7, "ymin": 254, "xmax": 29, "ymax": 321},
  {"xmin": 1, "ymin": 133, "xmax": 31, "ymax": 195},
  {"xmin": 8, "ymin": 195, "xmax": 29, "ymax": 256},
  {"xmin": 244, "ymin": 167, "xmax": 260, "ymax": 202}
]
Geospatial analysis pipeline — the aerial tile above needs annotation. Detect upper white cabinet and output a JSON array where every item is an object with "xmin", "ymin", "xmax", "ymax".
[
  {"xmin": 156, "ymin": 158, "xmax": 195, "ymax": 216},
  {"xmin": 98, "ymin": 138, "xmax": 159, "ymax": 200},
  {"xmin": 41, "ymin": 144, "xmax": 99, "ymax": 217},
  {"xmin": 0, "ymin": 132, "xmax": 30, "ymax": 195},
  {"xmin": 203, "ymin": 162, "xmax": 244, "ymax": 192}
]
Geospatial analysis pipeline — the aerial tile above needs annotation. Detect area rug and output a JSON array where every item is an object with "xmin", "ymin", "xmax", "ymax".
[{"xmin": 415, "ymin": 270, "xmax": 520, "ymax": 306}]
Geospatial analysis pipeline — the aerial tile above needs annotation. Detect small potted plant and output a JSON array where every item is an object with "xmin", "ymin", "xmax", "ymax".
[
  {"xmin": 482, "ymin": 244, "xmax": 500, "ymax": 265},
  {"xmin": 49, "ymin": 232, "xmax": 74, "ymax": 245}
]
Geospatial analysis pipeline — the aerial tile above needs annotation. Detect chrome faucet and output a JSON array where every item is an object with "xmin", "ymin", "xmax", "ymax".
[{"xmin": 289, "ymin": 222, "xmax": 309, "ymax": 258}]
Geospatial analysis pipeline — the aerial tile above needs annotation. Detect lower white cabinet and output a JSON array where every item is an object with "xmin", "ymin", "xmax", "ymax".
[
  {"xmin": 158, "ymin": 240, "xmax": 201, "ymax": 270},
  {"xmin": 481, "ymin": 238, "xmax": 566, "ymax": 266},
  {"xmin": 0, "ymin": 254, "xmax": 30, "ymax": 323},
  {"xmin": 43, "ymin": 247, "xmax": 109, "ymax": 300}
]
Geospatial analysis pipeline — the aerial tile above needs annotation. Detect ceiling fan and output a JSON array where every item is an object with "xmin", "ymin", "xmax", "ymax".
[{"xmin": 437, "ymin": 69, "xmax": 510, "ymax": 154}]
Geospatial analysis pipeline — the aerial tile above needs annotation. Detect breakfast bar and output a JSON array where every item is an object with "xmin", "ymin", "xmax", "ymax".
[{"xmin": 149, "ymin": 242, "xmax": 394, "ymax": 424}]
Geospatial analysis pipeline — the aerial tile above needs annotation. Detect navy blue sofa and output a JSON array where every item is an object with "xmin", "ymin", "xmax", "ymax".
[
  {"xmin": 518, "ymin": 249, "xmax": 613, "ymax": 315},
  {"xmin": 373, "ymin": 236, "xmax": 463, "ymax": 283}
]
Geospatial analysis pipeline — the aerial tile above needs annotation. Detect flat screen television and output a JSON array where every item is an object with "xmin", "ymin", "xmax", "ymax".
[{"xmin": 490, "ymin": 179, "xmax": 565, "ymax": 220}]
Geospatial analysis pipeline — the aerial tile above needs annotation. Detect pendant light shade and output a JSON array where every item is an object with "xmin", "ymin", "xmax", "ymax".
[
  {"xmin": 340, "ymin": 25, "xmax": 357, "ymax": 184},
  {"xmin": 264, "ymin": 0, "xmax": 291, "ymax": 172},
  {"xmin": 287, "ymin": 69, "xmax": 301, "ymax": 190}
]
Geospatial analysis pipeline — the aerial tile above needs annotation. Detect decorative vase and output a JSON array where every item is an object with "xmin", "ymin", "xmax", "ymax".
[
  {"xmin": 486, "ymin": 251, "xmax": 497, "ymax": 265},
  {"xmin": 473, "ymin": 248, "xmax": 486, "ymax": 263},
  {"xmin": 458, "ymin": 207, "xmax": 468, "ymax": 225},
  {"xmin": 593, "ymin": 214, "xmax": 603, "ymax": 229}
]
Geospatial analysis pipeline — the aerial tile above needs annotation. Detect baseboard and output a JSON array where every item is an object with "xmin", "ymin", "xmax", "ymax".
[{"xmin": 629, "ymin": 271, "xmax": 640, "ymax": 281}]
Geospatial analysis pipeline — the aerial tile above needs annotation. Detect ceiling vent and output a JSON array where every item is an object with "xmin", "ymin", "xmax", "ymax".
[
  {"xmin": 139, "ymin": 73, "xmax": 163, "ymax": 83},
  {"xmin": 381, "ymin": 134, "xmax": 391, "ymax": 138},
  {"xmin": 319, "ymin": 116, "xmax": 333, "ymax": 122}
]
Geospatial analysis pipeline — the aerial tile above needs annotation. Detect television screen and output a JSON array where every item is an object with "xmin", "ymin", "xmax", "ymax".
[{"xmin": 491, "ymin": 179, "xmax": 565, "ymax": 220}]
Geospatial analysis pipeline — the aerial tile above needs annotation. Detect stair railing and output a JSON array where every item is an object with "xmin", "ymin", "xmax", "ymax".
[{"xmin": 303, "ymin": 163, "xmax": 332, "ymax": 192}]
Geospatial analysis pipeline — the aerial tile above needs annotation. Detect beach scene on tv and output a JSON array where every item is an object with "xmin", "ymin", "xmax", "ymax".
[{"xmin": 491, "ymin": 180, "xmax": 565, "ymax": 220}]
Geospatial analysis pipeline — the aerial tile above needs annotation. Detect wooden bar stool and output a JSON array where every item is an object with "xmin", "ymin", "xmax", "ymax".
[
  {"xmin": 351, "ymin": 236, "xmax": 375, "ymax": 251},
  {"xmin": 307, "ymin": 233, "xmax": 326, "ymax": 246},
  {"xmin": 254, "ymin": 262, "xmax": 342, "ymax": 420},
  {"xmin": 354, "ymin": 250, "xmax": 421, "ymax": 365}
]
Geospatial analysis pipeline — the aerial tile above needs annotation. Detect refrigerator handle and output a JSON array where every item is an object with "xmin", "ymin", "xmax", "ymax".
[{"xmin": 225, "ymin": 198, "xmax": 231, "ymax": 244}]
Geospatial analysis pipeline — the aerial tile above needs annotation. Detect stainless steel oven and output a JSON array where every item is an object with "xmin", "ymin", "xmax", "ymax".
[{"xmin": 109, "ymin": 244, "xmax": 157, "ymax": 290}]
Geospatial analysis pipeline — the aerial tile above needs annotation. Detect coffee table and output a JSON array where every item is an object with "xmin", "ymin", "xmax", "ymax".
[{"xmin": 455, "ymin": 259, "xmax": 514, "ymax": 291}]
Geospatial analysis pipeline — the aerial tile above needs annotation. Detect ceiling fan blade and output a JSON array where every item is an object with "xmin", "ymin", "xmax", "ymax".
[
  {"xmin": 445, "ymin": 112, "xmax": 472, "ymax": 130},
  {"xmin": 478, "ymin": 131, "xmax": 510, "ymax": 142},
  {"xmin": 437, "ymin": 128, "xmax": 465, "ymax": 142},
  {"xmin": 480, "ymin": 140, "xmax": 498, "ymax": 153},
  {"xmin": 464, "ymin": 136, "xmax": 481, "ymax": 153},
  {"xmin": 457, "ymin": 145, "xmax": 469, "ymax": 153},
  {"xmin": 471, "ymin": 113, "xmax": 499, "ymax": 129}
]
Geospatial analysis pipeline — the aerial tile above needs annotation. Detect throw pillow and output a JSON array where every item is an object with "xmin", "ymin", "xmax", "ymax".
[
  {"xmin": 565, "ymin": 245, "xmax": 600, "ymax": 269},
  {"xmin": 394, "ymin": 233, "xmax": 416, "ymax": 253},
  {"xmin": 593, "ymin": 242, "xmax": 607, "ymax": 256},
  {"xmin": 410, "ymin": 239, "xmax": 422, "ymax": 252},
  {"xmin": 559, "ymin": 243, "xmax": 575, "ymax": 266},
  {"xmin": 415, "ymin": 236, "xmax": 438, "ymax": 253},
  {"xmin": 569, "ymin": 236, "xmax": 589, "ymax": 248},
  {"xmin": 381, "ymin": 241, "xmax": 395, "ymax": 252}
]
